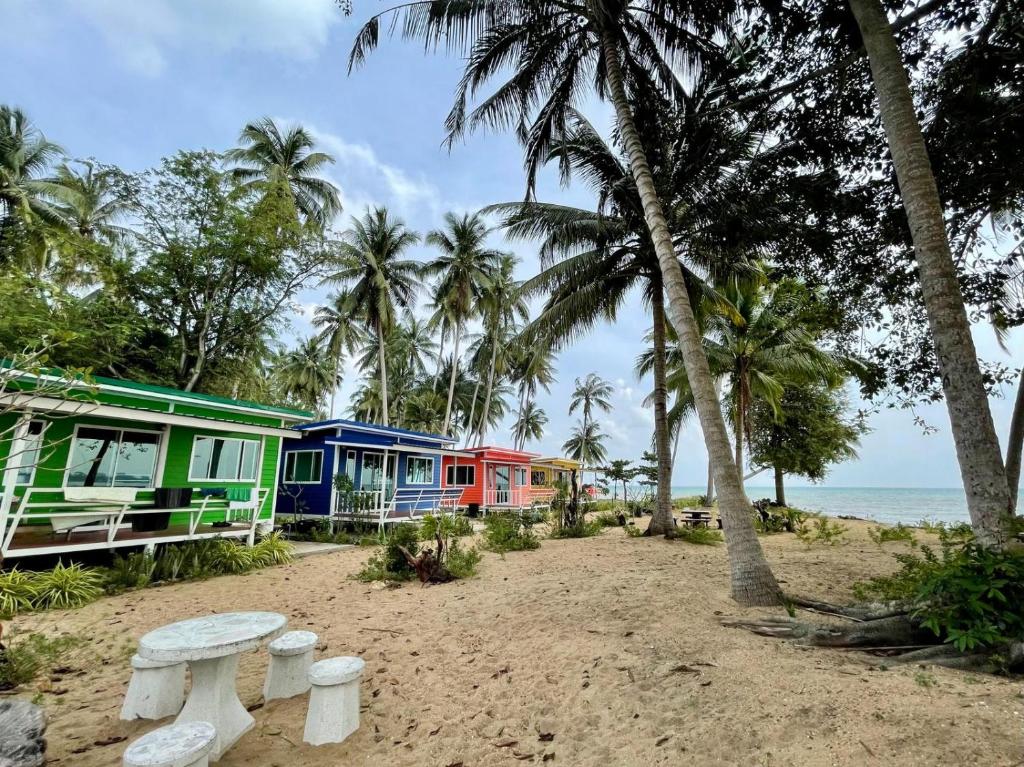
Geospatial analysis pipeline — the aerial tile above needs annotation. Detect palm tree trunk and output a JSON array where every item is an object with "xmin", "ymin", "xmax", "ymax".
[
  {"xmin": 476, "ymin": 331, "xmax": 499, "ymax": 446},
  {"xmin": 329, "ymin": 349, "xmax": 342, "ymax": 419},
  {"xmin": 705, "ymin": 462, "xmax": 715, "ymax": 507},
  {"xmin": 433, "ymin": 319, "xmax": 447, "ymax": 392},
  {"xmin": 1005, "ymin": 372, "xmax": 1024, "ymax": 512},
  {"xmin": 648, "ymin": 283, "xmax": 675, "ymax": 535},
  {"xmin": 465, "ymin": 375, "xmax": 481, "ymax": 448},
  {"xmin": 600, "ymin": 28, "xmax": 780, "ymax": 605},
  {"xmin": 377, "ymin": 320, "xmax": 390, "ymax": 426},
  {"xmin": 734, "ymin": 376, "xmax": 744, "ymax": 492},
  {"xmin": 774, "ymin": 465, "xmax": 787, "ymax": 507},
  {"xmin": 443, "ymin": 320, "xmax": 462, "ymax": 434},
  {"xmin": 848, "ymin": 0, "xmax": 1012, "ymax": 547}
]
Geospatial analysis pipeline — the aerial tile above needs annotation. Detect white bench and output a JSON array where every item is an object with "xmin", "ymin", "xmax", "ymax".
[
  {"xmin": 120, "ymin": 654, "xmax": 186, "ymax": 721},
  {"xmin": 122, "ymin": 721, "xmax": 216, "ymax": 767},
  {"xmin": 263, "ymin": 630, "xmax": 317, "ymax": 701},
  {"xmin": 303, "ymin": 656, "xmax": 365, "ymax": 746}
]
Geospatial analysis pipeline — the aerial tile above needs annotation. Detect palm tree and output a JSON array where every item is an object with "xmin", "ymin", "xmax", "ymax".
[
  {"xmin": 226, "ymin": 117, "xmax": 342, "ymax": 229},
  {"xmin": 473, "ymin": 254, "xmax": 527, "ymax": 446},
  {"xmin": 702, "ymin": 273, "xmax": 848, "ymax": 488},
  {"xmin": 510, "ymin": 342, "xmax": 556, "ymax": 450},
  {"xmin": 313, "ymin": 289, "xmax": 366, "ymax": 419},
  {"xmin": 512, "ymin": 401, "xmax": 548, "ymax": 450},
  {"xmin": 403, "ymin": 390, "xmax": 447, "ymax": 434},
  {"xmin": 563, "ymin": 420, "xmax": 608, "ymax": 486},
  {"xmin": 847, "ymin": 0, "xmax": 1013, "ymax": 547},
  {"xmin": 425, "ymin": 211, "xmax": 501, "ymax": 434},
  {"xmin": 0, "ymin": 105, "xmax": 65, "ymax": 271},
  {"xmin": 324, "ymin": 206, "xmax": 421, "ymax": 425},
  {"xmin": 349, "ymin": 2, "xmax": 786, "ymax": 604},
  {"xmin": 44, "ymin": 160, "xmax": 125, "ymax": 241},
  {"xmin": 276, "ymin": 337, "xmax": 338, "ymax": 415}
]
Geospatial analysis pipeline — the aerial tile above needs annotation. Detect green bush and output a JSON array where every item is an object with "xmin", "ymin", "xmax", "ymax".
[
  {"xmin": 674, "ymin": 526, "xmax": 723, "ymax": 545},
  {"xmin": 482, "ymin": 512, "xmax": 540, "ymax": 553},
  {"xmin": 868, "ymin": 523, "xmax": 917, "ymax": 546},
  {"xmin": 445, "ymin": 540, "xmax": 482, "ymax": 578},
  {"xmin": 0, "ymin": 632, "xmax": 84, "ymax": 690},
  {"xmin": 754, "ymin": 506, "xmax": 807, "ymax": 534},
  {"xmin": 549, "ymin": 519, "xmax": 602, "ymax": 539},
  {"xmin": 31, "ymin": 561, "xmax": 104, "ymax": 611},
  {"xmin": 0, "ymin": 568, "xmax": 37, "ymax": 619},
  {"xmin": 215, "ymin": 540, "xmax": 257, "ymax": 574},
  {"xmin": 105, "ymin": 552, "xmax": 157, "ymax": 591},
  {"xmin": 794, "ymin": 516, "xmax": 847, "ymax": 546},
  {"xmin": 420, "ymin": 514, "xmax": 473, "ymax": 540},
  {"xmin": 672, "ymin": 496, "xmax": 705, "ymax": 510},
  {"xmin": 624, "ymin": 524, "xmax": 644, "ymax": 537},
  {"xmin": 357, "ymin": 523, "xmax": 420, "ymax": 582},
  {"xmin": 593, "ymin": 512, "xmax": 622, "ymax": 528},
  {"xmin": 251, "ymin": 532, "xmax": 294, "ymax": 566}
]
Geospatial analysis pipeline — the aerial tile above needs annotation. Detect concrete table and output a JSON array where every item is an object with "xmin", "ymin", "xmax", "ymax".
[{"xmin": 138, "ymin": 612, "xmax": 287, "ymax": 761}]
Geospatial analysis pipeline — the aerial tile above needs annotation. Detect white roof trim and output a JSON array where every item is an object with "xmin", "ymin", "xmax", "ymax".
[
  {"xmin": 325, "ymin": 440, "xmax": 474, "ymax": 458},
  {"xmin": 0, "ymin": 393, "xmax": 303, "ymax": 439}
]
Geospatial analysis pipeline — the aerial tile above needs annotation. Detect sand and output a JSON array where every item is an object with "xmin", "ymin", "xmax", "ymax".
[{"xmin": 8, "ymin": 519, "xmax": 1024, "ymax": 766}]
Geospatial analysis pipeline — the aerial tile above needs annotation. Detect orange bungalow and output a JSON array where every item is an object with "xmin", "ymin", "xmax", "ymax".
[{"xmin": 441, "ymin": 446, "xmax": 539, "ymax": 513}]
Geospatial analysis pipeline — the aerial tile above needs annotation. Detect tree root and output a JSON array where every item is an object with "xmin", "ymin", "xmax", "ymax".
[{"xmin": 787, "ymin": 596, "xmax": 907, "ymax": 622}]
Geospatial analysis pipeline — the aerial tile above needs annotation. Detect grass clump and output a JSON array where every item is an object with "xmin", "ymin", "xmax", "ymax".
[
  {"xmin": 105, "ymin": 552, "xmax": 158, "ymax": 591},
  {"xmin": 0, "ymin": 632, "xmax": 84, "ymax": 690},
  {"xmin": 420, "ymin": 513, "xmax": 473, "ymax": 540},
  {"xmin": 31, "ymin": 561, "xmax": 105, "ymax": 611},
  {"xmin": 624, "ymin": 524, "xmax": 644, "ymax": 537},
  {"xmin": 868, "ymin": 523, "xmax": 917, "ymax": 546},
  {"xmin": 0, "ymin": 568, "xmax": 37, "ymax": 619},
  {"xmin": 481, "ymin": 512, "xmax": 540, "ymax": 553},
  {"xmin": 593, "ymin": 511, "xmax": 623, "ymax": 528},
  {"xmin": 755, "ymin": 506, "xmax": 808, "ymax": 534},
  {"xmin": 672, "ymin": 495, "xmax": 706, "ymax": 509},
  {"xmin": 445, "ymin": 540, "xmax": 483, "ymax": 578},
  {"xmin": 357, "ymin": 523, "xmax": 420, "ymax": 582},
  {"xmin": 549, "ymin": 518, "xmax": 602, "ymax": 539},
  {"xmin": 673, "ymin": 526, "xmax": 723, "ymax": 545},
  {"xmin": 794, "ymin": 516, "xmax": 847, "ymax": 546},
  {"xmin": 252, "ymin": 532, "xmax": 295, "ymax": 566}
]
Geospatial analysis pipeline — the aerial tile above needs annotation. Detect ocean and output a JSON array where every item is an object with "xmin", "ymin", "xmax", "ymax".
[{"xmin": 654, "ymin": 486, "xmax": 1023, "ymax": 526}]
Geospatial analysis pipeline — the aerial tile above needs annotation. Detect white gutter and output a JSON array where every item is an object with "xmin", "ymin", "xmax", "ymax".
[{"xmin": 324, "ymin": 440, "xmax": 474, "ymax": 458}]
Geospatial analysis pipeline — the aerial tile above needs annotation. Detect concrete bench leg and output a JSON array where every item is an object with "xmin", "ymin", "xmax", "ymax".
[
  {"xmin": 121, "ymin": 655, "xmax": 186, "ymax": 721},
  {"xmin": 303, "ymin": 657, "xmax": 365, "ymax": 746}
]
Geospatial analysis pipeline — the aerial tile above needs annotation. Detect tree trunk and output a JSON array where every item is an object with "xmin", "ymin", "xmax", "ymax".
[
  {"xmin": 476, "ymin": 331, "xmax": 498, "ymax": 446},
  {"xmin": 464, "ymin": 374, "xmax": 481, "ymax": 448},
  {"xmin": 774, "ymin": 465, "xmax": 786, "ymax": 507},
  {"xmin": 433, "ymin": 320, "xmax": 447, "ymax": 393},
  {"xmin": 734, "ymin": 377, "xmax": 744, "ymax": 492},
  {"xmin": 848, "ymin": 0, "xmax": 1012, "ymax": 547},
  {"xmin": 705, "ymin": 461, "xmax": 715, "ymax": 507},
  {"xmin": 1004, "ymin": 371, "xmax": 1024, "ymax": 512},
  {"xmin": 378, "ymin": 320, "xmax": 390, "ymax": 426},
  {"xmin": 443, "ymin": 319, "xmax": 462, "ymax": 435},
  {"xmin": 648, "ymin": 282, "xmax": 676, "ymax": 535},
  {"xmin": 329, "ymin": 349, "xmax": 342, "ymax": 420},
  {"xmin": 601, "ymin": 28, "xmax": 780, "ymax": 605}
]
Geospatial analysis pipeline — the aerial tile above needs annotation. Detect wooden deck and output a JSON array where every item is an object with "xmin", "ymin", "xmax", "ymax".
[{"xmin": 4, "ymin": 520, "xmax": 253, "ymax": 558}]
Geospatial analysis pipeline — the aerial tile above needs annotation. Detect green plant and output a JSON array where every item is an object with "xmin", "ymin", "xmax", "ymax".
[
  {"xmin": 624, "ymin": 524, "xmax": 643, "ymax": 537},
  {"xmin": 754, "ymin": 506, "xmax": 807, "ymax": 534},
  {"xmin": 673, "ymin": 526, "xmax": 724, "ymax": 546},
  {"xmin": 0, "ymin": 632, "xmax": 84, "ymax": 690},
  {"xmin": 672, "ymin": 496, "xmax": 705, "ymax": 510},
  {"xmin": 0, "ymin": 568, "xmax": 37, "ymax": 619},
  {"xmin": 251, "ymin": 532, "xmax": 295, "ymax": 566},
  {"xmin": 593, "ymin": 511, "xmax": 621, "ymax": 528},
  {"xmin": 420, "ymin": 514, "xmax": 473, "ymax": 540},
  {"xmin": 445, "ymin": 540, "xmax": 482, "ymax": 578},
  {"xmin": 913, "ymin": 671, "xmax": 937, "ymax": 688},
  {"xmin": 916, "ymin": 517, "xmax": 946, "ymax": 534},
  {"xmin": 868, "ymin": 524, "xmax": 917, "ymax": 546},
  {"xmin": 549, "ymin": 518, "xmax": 602, "ymax": 539},
  {"xmin": 105, "ymin": 552, "xmax": 157, "ymax": 591},
  {"xmin": 794, "ymin": 516, "xmax": 847, "ymax": 546},
  {"xmin": 30, "ymin": 561, "xmax": 104, "ymax": 611},
  {"xmin": 356, "ymin": 523, "xmax": 420, "ymax": 582},
  {"xmin": 215, "ymin": 540, "xmax": 257, "ymax": 574},
  {"xmin": 482, "ymin": 512, "xmax": 541, "ymax": 553}
]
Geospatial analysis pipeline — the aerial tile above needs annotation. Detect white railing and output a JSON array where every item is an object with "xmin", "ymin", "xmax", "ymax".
[
  {"xmin": 1, "ymin": 487, "xmax": 270, "ymax": 558},
  {"xmin": 332, "ymin": 487, "xmax": 465, "ymax": 531},
  {"xmin": 484, "ymin": 487, "xmax": 533, "ymax": 508}
]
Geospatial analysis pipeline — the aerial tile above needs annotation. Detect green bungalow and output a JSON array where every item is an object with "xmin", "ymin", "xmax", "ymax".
[{"xmin": 0, "ymin": 366, "xmax": 310, "ymax": 560}]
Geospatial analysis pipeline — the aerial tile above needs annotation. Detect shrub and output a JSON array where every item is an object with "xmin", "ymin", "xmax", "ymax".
[
  {"xmin": 754, "ymin": 506, "xmax": 807, "ymax": 534},
  {"xmin": 794, "ymin": 516, "xmax": 847, "ymax": 546},
  {"xmin": 674, "ymin": 526, "xmax": 723, "ymax": 545},
  {"xmin": 916, "ymin": 517, "xmax": 946, "ymax": 534},
  {"xmin": 420, "ymin": 514, "xmax": 473, "ymax": 540},
  {"xmin": 31, "ymin": 561, "xmax": 104, "ymax": 611},
  {"xmin": 482, "ymin": 512, "xmax": 540, "ymax": 553},
  {"xmin": 624, "ymin": 524, "xmax": 644, "ymax": 537},
  {"xmin": 868, "ymin": 524, "xmax": 917, "ymax": 546},
  {"xmin": 445, "ymin": 540, "xmax": 482, "ymax": 578},
  {"xmin": 672, "ymin": 496, "xmax": 705, "ymax": 510},
  {"xmin": 357, "ymin": 523, "xmax": 420, "ymax": 582},
  {"xmin": 0, "ymin": 568, "xmax": 37, "ymax": 619},
  {"xmin": 0, "ymin": 632, "xmax": 84, "ymax": 690},
  {"xmin": 105, "ymin": 552, "xmax": 157, "ymax": 591},
  {"xmin": 215, "ymin": 540, "xmax": 257, "ymax": 574},
  {"xmin": 251, "ymin": 532, "xmax": 294, "ymax": 567},
  {"xmin": 549, "ymin": 519, "xmax": 602, "ymax": 539},
  {"xmin": 593, "ymin": 512, "xmax": 622, "ymax": 528}
]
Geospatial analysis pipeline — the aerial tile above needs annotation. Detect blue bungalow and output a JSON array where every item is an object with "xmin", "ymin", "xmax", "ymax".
[{"xmin": 276, "ymin": 419, "xmax": 470, "ymax": 528}]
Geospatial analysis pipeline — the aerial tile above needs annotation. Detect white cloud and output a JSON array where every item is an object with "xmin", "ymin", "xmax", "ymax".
[{"xmin": 40, "ymin": 0, "xmax": 341, "ymax": 76}]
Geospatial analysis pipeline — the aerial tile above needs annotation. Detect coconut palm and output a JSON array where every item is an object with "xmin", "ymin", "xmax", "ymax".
[
  {"xmin": 509, "ymin": 342, "xmax": 556, "ymax": 450},
  {"xmin": 848, "ymin": 0, "xmax": 1013, "ymax": 547},
  {"xmin": 563, "ymin": 420, "xmax": 608, "ymax": 486},
  {"xmin": 569, "ymin": 374, "xmax": 612, "ymax": 433},
  {"xmin": 0, "ymin": 105, "xmax": 65, "ymax": 271},
  {"xmin": 226, "ymin": 117, "xmax": 342, "ymax": 229},
  {"xmin": 324, "ymin": 206, "xmax": 422, "ymax": 425},
  {"xmin": 425, "ymin": 211, "xmax": 501, "ymax": 433},
  {"xmin": 349, "ymin": 2, "xmax": 785, "ymax": 604},
  {"xmin": 44, "ymin": 160, "xmax": 125, "ymax": 241},
  {"xmin": 313, "ymin": 289, "xmax": 367, "ymax": 419},
  {"xmin": 277, "ymin": 336, "xmax": 338, "ymax": 415},
  {"xmin": 512, "ymin": 401, "xmax": 548, "ymax": 450}
]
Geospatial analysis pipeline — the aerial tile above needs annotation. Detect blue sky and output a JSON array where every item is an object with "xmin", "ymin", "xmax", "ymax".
[{"xmin": 4, "ymin": 0, "xmax": 1020, "ymax": 488}]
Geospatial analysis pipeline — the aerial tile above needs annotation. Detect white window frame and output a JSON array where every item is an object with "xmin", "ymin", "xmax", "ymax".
[
  {"xmin": 13, "ymin": 420, "xmax": 45, "ymax": 486},
  {"xmin": 514, "ymin": 467, "xmax": 528, "ymax": 486},
  {"xmin": 283, "ymin": 449, "xmax": 324, "ymax": 485},
  {"xmin": 360, "ymin": 451, "xmax": 385, "ymax": 491},
  {"xmin": 445, "ymin": 464, "xmax": 476, "ymax": 487},
  {"xmin": 187, "ymin": 434, "xmax": 260, "ymax": 483},
  {"xmin": 345, "ymin": 450, "xmax": 357, "ymax": 481},
  {"xmin": 405, "ymin": 456, "xmax": 434, "ymax": 486},
  {"xmin": 63, "ymin": 423, "xmax": 165, "ymax": 489}
]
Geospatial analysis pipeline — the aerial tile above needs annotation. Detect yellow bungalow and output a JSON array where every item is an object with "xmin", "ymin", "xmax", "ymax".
[{"xmin": 529, "ymin": 457, "xmax": 582, "ymax": 501}]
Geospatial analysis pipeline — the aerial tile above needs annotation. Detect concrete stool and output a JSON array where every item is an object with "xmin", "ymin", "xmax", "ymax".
[
  {"xmin": 120, "ymin": 654, "xmax": 186, "ymax": 721},
  {"xmin": 123, "ymin": 721, "xmax": 216, "ymax": 767},
  {"xmin": 303, "ymin": 656, "xmax": 365, "ymax": 746},
  {"xmin": 263, "ymin": 630, "xmax": 318, "ymax": 701}
]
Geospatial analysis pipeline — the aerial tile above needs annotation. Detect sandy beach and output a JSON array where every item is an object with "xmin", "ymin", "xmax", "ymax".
[{"xmin": 9, "ymin": 519, "xmax": 1023, "ymax": 766}]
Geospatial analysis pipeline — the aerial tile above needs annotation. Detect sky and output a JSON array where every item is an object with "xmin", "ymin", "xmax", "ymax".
[{"xmin": 4, "ymin": 0, "xmax": 1020, "ymax": 489}]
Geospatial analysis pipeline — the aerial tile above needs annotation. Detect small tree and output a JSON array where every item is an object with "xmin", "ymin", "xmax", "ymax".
[{"xmin": 603, "ymin": 459, "xmax": 637, "ymax": 506}]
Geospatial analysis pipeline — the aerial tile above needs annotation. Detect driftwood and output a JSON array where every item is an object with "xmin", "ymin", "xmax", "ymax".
[
  {"xmin": 398, "ymin": 527, "xmax": 452, "ymax": 584},
  {"xmin": 723, "ymin": 599, "xmax": 1024, "ymax": 673}
]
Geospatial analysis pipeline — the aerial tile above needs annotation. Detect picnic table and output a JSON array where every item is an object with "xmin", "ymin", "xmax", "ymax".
[
  {"xmin": 138, "ymin": 611, "xmax": 287, "ymax": 760},
  {"xmin": 680, "ymin": 510, "xmax": 714, "ymax": 528}
]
